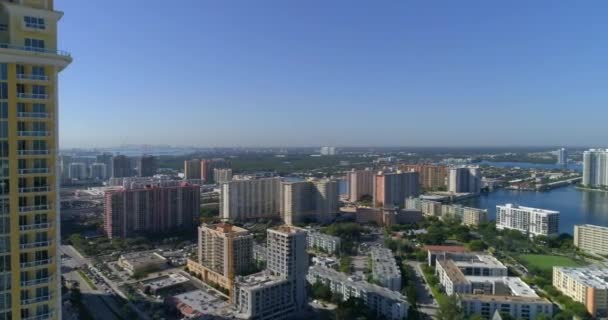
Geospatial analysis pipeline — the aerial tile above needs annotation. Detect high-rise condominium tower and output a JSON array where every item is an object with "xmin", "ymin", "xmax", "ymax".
[
  {"xmin": 448, "ymin": 167, "xmax": 481, "ymax": 194},
  {"xmin": 582, "ymin": 149, "xmax": 608, "ymax": 188},
  {"xmin": 373, "ymin": 171, "xmax": 420, "ymax": 208},
  {"xmin": 0, "ymin": 0, "xmax": 72, "ymax": 319}
]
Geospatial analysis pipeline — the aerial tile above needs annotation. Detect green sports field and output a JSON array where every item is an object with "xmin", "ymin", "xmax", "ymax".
[{"xmin": 518, "ymin": 254, "xmax": 584, "ymax": 271}]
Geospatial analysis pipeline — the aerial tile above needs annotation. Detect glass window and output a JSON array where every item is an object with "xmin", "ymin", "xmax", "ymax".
[
  {"xmin": 0, "ymin": 64, "xmax": 6, "ymax": 80},
  {"xmin": 32, "ymin": 66, "xmax": 44, "ymax": 76},
  {"xmin": 25, "ymin": 38, "xmax": 45, "ymax": 51},
  {"xmin": 0, "ymin": 83, "xmax": 6, "ymax": 100},
  {"xmin": 24, "ymin": 17, "xmax": 45, "ymax": 30},
  {"xmin": 15, "ymin": 65, "xmax": 24, "ymax": 76},
  {"xmin": 0, "ymin": 142, "xmax": 7, "ymax": 157},
  {"xmin": 0, "ymin": 103, "xmax": 6, "ymax": 119},
  {"xmin": 0, "ymin": 122, "xmax": 7, "ymax": 138},
  {"xmin": 32, "ymin": 85, "xmax": 45, "ymax": 95},
  {"xmin": 33, "ymin": 103, "xmax": 46, "ymax": 113},
  {"xmin": 17, "ymin": 103, "xmax": 26, "ymax": 113}
]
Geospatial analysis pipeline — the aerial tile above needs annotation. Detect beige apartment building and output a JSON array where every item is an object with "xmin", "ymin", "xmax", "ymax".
[
  {"xmin": 574, "ymin": 224, "xmax": 608, "ymax": 256},
  {"xmin": 553, "ymin": 266, "xmax": 608, "ymax": 318}
]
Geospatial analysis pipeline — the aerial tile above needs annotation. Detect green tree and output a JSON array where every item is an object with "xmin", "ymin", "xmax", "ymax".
[
  {"xmin": 311, "ymin": 281, "xmax": 332, "ymax": 301},
  {"xmin": 467, "ymin": 240, "xmax": 487, "ymax": 251},
  {"xmin": 437, "ymin": 295, "xmax": 464, "ymax": 320}
]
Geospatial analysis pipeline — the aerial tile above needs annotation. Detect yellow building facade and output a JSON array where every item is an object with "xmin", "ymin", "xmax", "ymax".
[{"xmin": 0, "ymin": 0, "xmax": 71, "ymax": 319}]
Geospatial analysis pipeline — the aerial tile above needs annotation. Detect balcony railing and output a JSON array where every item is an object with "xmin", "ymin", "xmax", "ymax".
[
  {"xmin": 20, "ymin": 258, "xmax": 52, "ymax": 268},
  {"xmin": 18, "ymin": 150, "xmax": 50, "ymax": 156},
  {"xmin": 17, "ymin": 93, "xmax": 48, "ymax": 100},
  {"xmin": 19, "ymin": 240, "xmax": 51, "ymax": 249},
  {"xmin": 23, "ymin": 312, "xmax": 54, "ymax": 320},
  {"xmin": 18, "ymin": 112, "xmax": 51, "ymax": 119},
  {"xmin": 17, "ymin": 74, "xmax": 49, "ymax": 81},
  {"xmin": 18, "ymin": 168, "xmax": 49, "ymax": 174},
  {"xmin": 21, "ymin": 277, "xmax": 52, "ymax": 287},
  {"xmin": 19, "ymin": 186, "xmax": 50, "ymax": 193},
  {"xmin": 19, "ymin": 222, "xmax": 51, "ymax": 231},
  {"xmin": 0, "ymin": 43, "xmax": 70, "ymax": 56},
  {"xmin": 21, "ymin": 295, "xmax": 51, "ymax": 305},
  {"xmin": 19, "ymin": 204, "xmax": 50, "ymax": 213},
  {"xmin": 17, "ymin": 131, "xmax": 51, "ymax": 137}
]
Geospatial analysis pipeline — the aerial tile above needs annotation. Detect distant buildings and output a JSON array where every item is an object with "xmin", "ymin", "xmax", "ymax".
[
  {"xmin": 104, "ymin": 179, "xmax": 200, "ymax": 238},
  {"xmin": 187, "ymin": 223, "xmax": 253, "ymax": 297},
  {"xmin": 553, "ymin": 266, "xmax": 608, "ymax": 318},
  {"xmin": 401, "ymin": 164, "xmax": 448, "ymax": 190},
  {"xmin": 582, "ymin": 149, "xmax": 608, "ymax": 188},
  {"xmin": 405, "ymin": 197, "xmax": 442, "ymax": 217},
  {"xmin": 573, "ymin": 224, "xmax": 608, "ymax": 256},
  {"xmin": 220, "ymin": 176, "xmax": 282, "ymax": 221},
  {"xmin": 320, "ymin": 146, "xmax": 336, "ymax": 156},
  {"xmin": 201, "ymin": 158, "xmax": 231, "ymax": 184},
  {"xmin": 353, "ymin": 207, "xmax": 423, "ymax": 227},
  {"xmin": 136, "ymin": 155, "xmax": 158, "ymax": 177},
  {"xmin": 404, "ymin": 198, "xmax": 487, "ymax": 227},
  {"xmin": 370, "ymin": 247, "xmax": 402, "ymax": 292},
  {"xmin": 214, "ymin": 168, "xmax": 233, "ymax": 184},
  {"xmin": 234, "ymin": 226, "xmax": 308, "ymax": 319},
  {"xmin": 496, "ymin": 204, "xmax": 559, "ymax": 236},
  {"xmin": 307, "ymin": 266, "xmax": 408, "ymax": 320},
  {"xmin": 281, "ymin": 179, "xmax": 339, "ymax": 225},
  {"xmin": 68, "ymin": 162, "xmax": 86, "ymax": 180},
  {"xmin": 90, "ymin": 162, "xmax": 107, "ymax": 180},
  {"xmin": 306, "ymin": 231, "xmax": 341, "ymax": 254},
  {"xmin": 374, "ymin": 171, "xmax": 420, "ymax": 208},
  {"xmin": 448, "ymin": 167, "xmax": 481, "ymax": 194},
  {"xmin": 184, "ymin": 159, "xmax": 202, "ymax": 180},
  {"xmin": 347, "ymin": 168, "xmax": 374, "ymax": 201},
  {"xmin": 557, "ymin": 148, "xmax": 567, "ymax": 166},
  {"xmin": 118, "ymin": 251, "xmax": 168, "ymax": 276},
  {"xmin": 112, "ymin": 155, "xmax": 132, "ymax": 178}
]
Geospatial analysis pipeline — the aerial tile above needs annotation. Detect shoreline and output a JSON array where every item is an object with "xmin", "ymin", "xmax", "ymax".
[{"xmin": 575, "ymin": 186, "xmax": 608, "ymax": 193}]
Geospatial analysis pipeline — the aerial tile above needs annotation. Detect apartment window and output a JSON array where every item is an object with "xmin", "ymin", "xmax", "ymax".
[
  {"xmin": 16, "ymin": 64, "xmax": 24, "ymax": 76},
  {"xmin": 32, "ymin": 122, "xmax": 46, "ymax": 132},
  {"xmin": 33, "ymin": 103, "xmax": 46, "ymax": 113},
  {"xmin": 0, "ymin": 103, "xmax": 6, "ymax": 119},
  {"xmin": 0, "ymin": 237, "xmax": 7, "ymax": 254},
  {"xmin": 25, "ymin": 38, "xmax": 45, "ymax": 51},
  {"xmin": 0, "ymin": 83, "xmax": 6, "ymax": 100},
  {"xmin": 0, "ymin": 64, "xmax": 5, "ymax": 81},
  {"xmin": 16, "ymin": 84, "xmax": 24, "ymax": 94},
  {"xmin": 17, "ymin": 103, "xmax": 26, "ymax": 113},
  {"xmin": 0, "ymin": 160, "xmax": 7, "ymax": 178},
  {"xmin": 0, "ymin": 292, "xmax": 10, "ymax": 312},
  {"xmin": 33, "ymin": 140, "xmax": 46, "ymax": 150},
  {"xmin": 0, "ymin": 255, "xmax": 9, "ymax": 272},
  {"xmin": 0, "ymin": 122, "xmax": 7, "ymax": 138},
  {"xmin": 24, "ymin": 16, "xmax": 45, "ymax": 30},
  {"xmin": 0, "ymin": 217, "xmax": 8, "ymax": 233},
  {"xmin": 32, "ymin": 66, "xmax": 45, "ymax": 77},
  {"xmin": 35, "ymin": 268, "xmax": 48, "ymax": 279},
  {"xmin": 32, "ymin": 85, "xmax": 45, "ymax": 95}
]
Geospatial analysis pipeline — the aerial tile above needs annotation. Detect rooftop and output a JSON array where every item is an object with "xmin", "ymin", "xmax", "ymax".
[
  {"xmin": 458, "ymin": 294, "xmax": 551, "ymax": 304},
  {"xmin": 451, "ymin": 254, "xmax": 506, "ymax": 270},
  {"xmin": 555, "ymin": 266, "xmax": 608, "ymax": 289},
  {"xmin": 424, "ymin": 245, "xmax": 468, "ymax": 253},
  {"xmin": 438, "ymin": 260, "xmax": 468, "ymax": 284},
  {"xmin": 168, "ymin": 289, "xmax": 233, "ymax": 317},
  {"xmin": 576, "ymin": 224, "xmax": 608, "ymax": 231},
  {"xmin": 371, "ymin": 247, "xmax": 401, "ymax": 279},
  {"xmin": 236, "ymin": 271, "xmax": 288, "ymax": 290},
  {"xmin": 203, "ymin": 222, "xmax": 250, "ymax": 235},
  {"xmin": 465, "ymin": 276, "xmax": 538, "ymax": 297},
  {"xmin": 141, "ymin": 273, "xmax": 189, "ymax": 291},
  {"xmin": 120, "ymin": 251, "xmax": 167, "ymax": 267},
  {"xmin": 498, "ymin": 204, "xmax": 559, "ymax": 215}
]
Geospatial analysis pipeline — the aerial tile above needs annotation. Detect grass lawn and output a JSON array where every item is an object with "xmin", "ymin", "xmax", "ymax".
[{"xmin": 518, "ymin": 254, "xmax": 584, "ymax": 271}]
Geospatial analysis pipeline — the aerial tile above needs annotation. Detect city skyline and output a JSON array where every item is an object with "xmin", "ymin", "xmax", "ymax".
[{"xmin": 57, "ymin": 0, "xmax": 608, "ymax": 148}]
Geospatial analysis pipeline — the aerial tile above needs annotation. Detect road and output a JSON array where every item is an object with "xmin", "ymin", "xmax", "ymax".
[
  {"xmin": 63, "ymin": 270, "xmax": 120, "ymax": 320},
  {"xmin": 406, "ymin": 260, "xmax": 439, "ymax": 319}
]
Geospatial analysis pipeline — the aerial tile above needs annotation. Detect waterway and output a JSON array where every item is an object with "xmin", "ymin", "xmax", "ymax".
[
  {"xmin": 462, "ymin": 186, "xmax": 608, "ymax": 235},
  {"xmin": 478, "ymin": 161, "xmax": 582, "ymax": 172}
]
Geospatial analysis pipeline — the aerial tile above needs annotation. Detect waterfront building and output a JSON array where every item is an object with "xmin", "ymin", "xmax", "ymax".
[
  {"xmin": 201, "ymin": 158, "xmax": 231, "ymax": 184},
  {"xmin": 104, "ymin": 180, "xmax": 200, "ymax": 238},
  {"xmin": 448, "ymin": 167, "xmax": 481, "ymax": 194},
  {"xmin": 405, "ymin": 197, "xmax": 442, "ymax": 217},
  {"xmin": 557, "ymin": 148, "xmax": 567, "ymax": 166},
  {"xmin": 90, "ymin": 162, "xmax": 107, "ymax": 180},
  {"xmin": 307, "ymin": 266, "xmax": 408, "ymax": 320},
  {"xmin": 370, "ymin": 247, "xmax": 401, "ymax": 292},
  {"xmin": 186, "ymin": 223, "xmax": 253, "ymax": 297},
  {"xmin": 574, "ymin": 224, "xmax": 608, "ymax": 256},
  {"xmin": 136, "ymin": 155, "xmax": 157, "ymax": 177},
  {"xmin": 111, "ymin": 154, "xmax": 132, "ymax": 178},
  {"xmin": 347, "ymin": 168, "xmax": 374, "ymax": 201},
  {"xmin": 281, "ymin": 179, "xmax": 339, "ymax": 225},
  {"xmin": 234, "ymin": 226, "xmax": 308, "ymax": 319},
  {"xmin": 0, "ymin": 0, "xmax": 73, "ymax": 318},
  {"xmin": 220, "ymin": 176, "xmax": 281, "ymax": 221},
  {"xmin": 320, "ymin": 146, "xmax": 336, "ymax": 156},
  {"xmin": 68, "ymin": 162, "xmax": 86, "ymax": 180},
  {"xmin": 374, "ymin": 171, "xmax": 420, "ymax": 208},
  {"xmin": 553, "ymin": 266, "xmax": 608, "ymax": 318},
  {"xmin": 306, "ymin": 231, "xmax": 341, "ymax": 254},
  {"xmin": 401, "ymin": 164, "xmax": 448, "ymax": 190},
  {"xmin": 582, "ymin": 149, "xmax": 608, "ymax": 188},
  {"xmin": 496, "ymin": 204, "xmax": 559, "ymax": 236},
  {"xmin": 184, "ymin": 159, "xmax": 201, "ymax": 180},
  {"xmin": 441, "ymin": 204, "xmax": 488, "ymax": 226},
  {"xmin": 213, "ymin": 168, "xmax": 232, "ymax": 184}
]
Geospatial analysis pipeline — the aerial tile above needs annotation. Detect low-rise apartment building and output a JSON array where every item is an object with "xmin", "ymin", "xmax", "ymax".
[
  {"xmin": 553, "ymin": 266, "xmax": 608, "ymax": 318},
  {"xmin": 573, "ymin": 224, "xmax": 608, "ymax": 256},
  {"xmin": 307, "ymin": 231, "xmax": 341, "ymax": 254},
  {"xmin": 370, "ymin": 247, "xmax": 402, "ymax": 292}
]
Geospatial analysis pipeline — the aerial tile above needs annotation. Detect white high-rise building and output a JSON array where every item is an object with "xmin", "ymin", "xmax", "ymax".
[
  {"xmin": 234, "ymin": 226, "xmax": 308, "ymax": 319},
  {"xmin": 347, "ymin": 168, "xmax": 374, "ymax": 201},
  {"xmin": 90, "ymin": 162, "xmax": 107, "ymax": 180},
  {"xmin": 448, "ymin": 167, "xmax": 481, "ymax": 194},
  {"xmin": 582, "ymin": 149, "xmax": 608, "ymax": 188},
  {"xmin": 220, "ymin": 176, "xmax": 282, "ymax": 221},
  {"xmin": 213, "ymin": 168, "xmax": 233, "ymax": 184},
  {"xmin": 68, "ymin": 162, "xmax": 86, "ymax": 180},
  {"xmin": 496, "ymin": 204, "xmax": 559, "ymax": 236},
  {"xmin": 320, "ymin": 146, "xmax": 336, "ymax": 156},
  {"xmin": 557, "ymin": 148, "xmax": 567, "ymax": 166},
  {"xmin": 281, "ymin": 179, "xmax": 339, "ymax": 225}
]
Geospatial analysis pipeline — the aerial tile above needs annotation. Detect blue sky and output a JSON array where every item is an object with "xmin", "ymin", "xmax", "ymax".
[{"xmin": 57, "ymin": 1, "xmax": 608, "ymax": 148}]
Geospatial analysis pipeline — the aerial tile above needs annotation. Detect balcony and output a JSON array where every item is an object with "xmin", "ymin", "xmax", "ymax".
[
  {"xmin": 24, "ymin": 312, "xmax": 54, "ymax": 320},
  {"xmin": 18, "ymin": 168, "xmax": 49, "ymax": 175},
  {"xmin": 19, "ymin": 222, "xmax": 51, "ymax": 231},
  {"xmin": 19, "ymin": 204, "xmax": 50, "ymax": 213},
  {"xmin": 17, "ymin": 93, "xmax": 48, "ymax": 100},
  {"xmin": 19, "ymin": 186, "xmax": 50, "ymax": 193},
  {"xmin": 0, "ymin": 43, "xmax": 70, "ymax": 57},
  {"xmin": 20, "ymin": 258, "xmax": 52, "ymax": 268},
  {"xmin": 18, "ymin": 112, "xmax": 51, "ymax": 119},
  {"xmin": 21, "ymin": 295, "xmax": 51, "ymax": 305},
  {"xmin": 18, "ymin": 150, "xmax": 50, "ymax": 156},
  {"xmin": 19, "ymin": 240, "xmax": 51, "ymax": 249},
  {"xmin": 17, "ymin": 74, "xmax": 49, "ymax": 81},
  {"xmin": 21, "ymin": 277, "xmax": 52, "ymax": 287},
  {"xmin": 17, "ymin": 131, "xmax": 51, "ymax": 137}
]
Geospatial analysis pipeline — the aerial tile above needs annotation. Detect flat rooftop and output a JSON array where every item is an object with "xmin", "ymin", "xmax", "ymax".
[
  {"xmin": 424, "ymin": 245, "xmax": 468, "ymax": 253},
  {"xmin": 141, "ymin": 273, "xmax": 189, "ymax": 291},
  {"xmin": 459, "ymin": 294, "xmax": 550, "ymax": 304},
  {"xmin": 498, "ymin": 204, "xmax": 559, "ymax": 215},
  {"xmin": 452, "ymin": 254, "xmax": 506, "ymax": 269},
  {"xmin": 236, "ymin": 271, "xmax": 288, "ymax": 290},
  {"xmin": 465, "ymin": 276, "xmax": 538, "ymax": 298},
  {"xmin": 438, "ymin": 260, "xmax": 468, "ymax": 284},
  {"xmin": 556, "ymin": 266, "xmax": 608, "ymax": 289},
  {"xmin": 170, "ymin": 289, "xmax": 233, "ymax": 317},
  {"xmin": 203, "ymin": 222, "xmax": 250, "ymax": 235},
  {"xmin": 576, "ymin": 224, "xmax": 608, "ymax": 232},
  {"xmin": 120, "ymin": 251, "xmax": 167, "ymax": 267}
]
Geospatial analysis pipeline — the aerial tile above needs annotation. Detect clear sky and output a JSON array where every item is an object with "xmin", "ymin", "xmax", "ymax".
[{"xmin": 57, "ymin": 0, "xmax": 608, "ymax": 148}]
